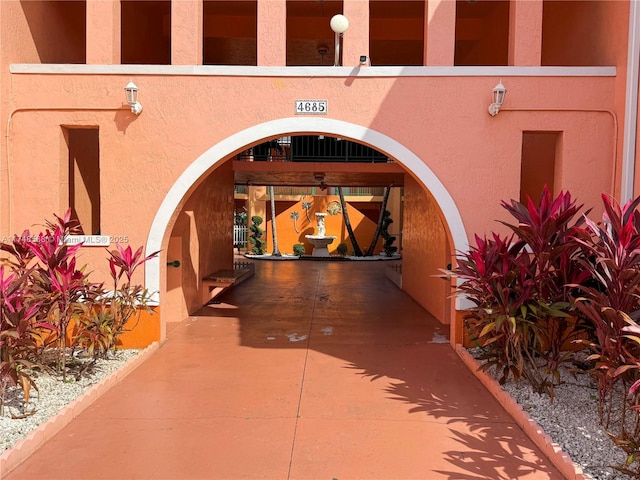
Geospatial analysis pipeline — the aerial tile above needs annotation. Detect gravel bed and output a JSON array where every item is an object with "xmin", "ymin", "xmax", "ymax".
[
  {"xmin": 0, "ymin": 349, "xmax": 138, "ymax": 454},
  {"xmin": 478, "ymin": 353, "xmax": 631, "ymax": 479}
]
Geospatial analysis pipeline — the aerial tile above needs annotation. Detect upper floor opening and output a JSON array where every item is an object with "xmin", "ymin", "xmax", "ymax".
[{"xmin": 7, "ymin": 0, "xmax": 622, "ymax": 67}]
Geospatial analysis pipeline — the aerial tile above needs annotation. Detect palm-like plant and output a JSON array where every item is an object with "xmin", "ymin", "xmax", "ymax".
[
  {"xmin": 337, "ymin": 187, "xmax": 363, "ymax": 256},
  {"xmin": 267, "ymin": 141, "xmax": 284, "ymax": 257},
  {"xmin": 290, "ymin": 211, "xmax": 300, "ymax": 233},
  {"xmin": 269, "ymin": 186, "xmax": 281, "ymax": 257},
  {"xmin": 302, "ymin": 201, "xmax": 312, "ymax": 223}
]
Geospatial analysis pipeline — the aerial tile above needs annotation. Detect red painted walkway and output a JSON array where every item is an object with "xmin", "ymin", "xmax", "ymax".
[{"xmin": 4, "ymin": 261, "xmax": 562, "ymax": 479}]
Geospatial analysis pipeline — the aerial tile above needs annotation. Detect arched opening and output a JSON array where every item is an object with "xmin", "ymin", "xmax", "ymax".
[{"xmin": 146, "ymin": 118, "xmax": 468, "ymax": 343}]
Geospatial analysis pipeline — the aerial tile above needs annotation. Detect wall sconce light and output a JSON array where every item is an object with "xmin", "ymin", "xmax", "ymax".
[
  {"xmin": 124, "ymin": 81, "xmax": 143, "ymax": 115},
  {"xmin": 330, "ymin": 14, "xmax": 349, "ymax": 66},
  {"xmin": 488, "ymin": 81, "xmax": 506, "ymax": 116},
  {"xmin": 359, "ymin": 55, "xmax": 368, "ymax": 65}
]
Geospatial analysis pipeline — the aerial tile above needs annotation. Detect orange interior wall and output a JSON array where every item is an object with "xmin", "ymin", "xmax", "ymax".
[
  {"xmin": 542, "ymin": 1, "xmax": 625, "ymax": 67},
  {"xmin": 203, "ymin": 0, "xmax": 257, "ymax": 65},
  {"xmin": 121, "ymin": 0, "xmax": 171, "ymax": 64},
  {"xmin": 5, "ymin": 0, "xmax": 86, "ymax": 63},
  {"xmin": 170, "ymin": 161, "xmax": 235, "ymax": 315},
  {"xmin": 264, "ymin": 195, "xmax": 382, "ymax": 256},
  {"xmin": 454, "ymin": 0, "xmax": 509, "ymax": 66},
  {"xmin": 520, "ymin": 131, "xmax": 557, "ymax": 204},
  {"xmin": 401, "ymin": 176, "xmax": 450, "ymax": 324},
  {"xmin": 68, "ymin": 128, "xmax": 101, "ymax": 235},
  {"xmin": 286, "ymin": 0, "xmax": 342, "ymax": 66},
  {"xmin": 369, "ymin": 1, "xmax": 424, "ymax": 66}
]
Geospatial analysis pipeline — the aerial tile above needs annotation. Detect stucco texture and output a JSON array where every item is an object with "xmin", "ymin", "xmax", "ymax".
[{"xmin": 402, "ymin": 175, "xmax": 451, "ymax": 325}]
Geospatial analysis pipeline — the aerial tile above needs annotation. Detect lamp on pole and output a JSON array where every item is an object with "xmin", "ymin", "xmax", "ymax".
[{"xmin": 330, "ymin": 14, "xmax": 349, "ymax": 66}]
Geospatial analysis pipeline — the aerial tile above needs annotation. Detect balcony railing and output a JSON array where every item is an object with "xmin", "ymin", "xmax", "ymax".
[
  {"xmin": 238, "ymin": 136, "xmax": 391, "ymax": 163},
  {"xmin": 234, "ymin": 186, "xmax": 385, "ymax": 196}
]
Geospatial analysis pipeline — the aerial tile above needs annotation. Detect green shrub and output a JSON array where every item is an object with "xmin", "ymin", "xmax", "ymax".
[
  {"xmin": 337, "ymin": 243, "xmax": 348, "ymax": 256},
  {"xmin": 293, "ymin": 244, "xmax": 305, "ymax": 256},
  {"xmin": 248, "ymin": 216, "xmax": 265, "ymax": 255},
  {"xmin": 380, "ymin": 210, "xmax": 398, "ymax": 257}
]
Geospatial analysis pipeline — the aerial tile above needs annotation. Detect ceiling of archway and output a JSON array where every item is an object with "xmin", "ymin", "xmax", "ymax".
[{"xmin": 232, "ymin": 160, "xmax": 406, "ymax": 187}]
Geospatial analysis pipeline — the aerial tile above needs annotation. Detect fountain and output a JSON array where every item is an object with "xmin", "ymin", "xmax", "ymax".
[{"xmin": 305, "ymin": 212, "xmax": 336, "ymax": 257}]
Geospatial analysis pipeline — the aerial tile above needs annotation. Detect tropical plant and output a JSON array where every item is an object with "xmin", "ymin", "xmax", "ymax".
[
  {"xmin": 302, "ymin": 201, "xmax": 312, "ymax": 223},
  {"xmin": 290, "ymin": 211, "xmax": 300, "ymax": 233},
  {"xmin": 25, "ymin": 219, "xmax": 94, "ymax": 381},
  {"xmin": 500, "ymin": 186, "xmax": 590, "ymax": 374},
  {"xmin": 265, "ymin": 140, "xmax": 283, "ymax": 257},
  {"xmin": 609, "ymin": 317, "xmax": 640, "ymax": 477},
  {"xmin": 571, "ymin": 194, "xmax": 640, "ymax": 429},
  {"xmin": 450, "ymin": 187, "xmax": 640, "ymax": 471},
  {"xmin": 248, "ymin": 216, "xmax": 265, "ymax": 255},
  {"xmin": 337, "ymin": 187, "xmax": 363, "ymax": 256},
  {"xmin": 454, "ymin": 232, "xmax": 549, "ymax": 390},
  {"xmin": 0, "ymin": 210, "xmax": 157, "ymax": 415},
  {"xmin": 451, "ymin": 187, "xmax": 590, "ymax": 394},
  {"xmin": 326, "ymin": 200, "xmax": 342, "ymax": 216},
  {"xmin": 269, "ymin": 187, "xmax": 281, "ymax": 257},
  {"xmin": 0, "ymin": 268, "xmax": 41, "ymax": 415},
  {"xmin": 76, "ymin": 244, "xmax": 158, "ymax": 358},
  {"xmin": 234, "ymin": 208, "xmax": 247, "ymax": 226}
]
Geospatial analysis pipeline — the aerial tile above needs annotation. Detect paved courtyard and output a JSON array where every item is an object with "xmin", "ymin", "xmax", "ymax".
[{"xmin": 4, "ymin": 260, "xmax": 562, "ymax": 479}]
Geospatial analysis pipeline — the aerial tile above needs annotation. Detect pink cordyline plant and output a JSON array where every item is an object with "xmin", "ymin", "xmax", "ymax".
[{"xmin": 0, "ymin": 266, "xmax": 43, "ymax": 414}]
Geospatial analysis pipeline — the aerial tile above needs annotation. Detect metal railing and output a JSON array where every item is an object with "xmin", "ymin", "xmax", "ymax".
[
  {"xmin": 235, "ymin": 185, "xmax": 385, "ymax": 197},
  {"xmin": 273, "ymin": 186, "xmax": 314, "ymax": 196},
  {"xmin": 238, "ymin": 136, "xmax": 390, "ymax": 163},
  {"xmin": 341, "ymin": 187, "xmax": 385, "ymax": 196},
  {"xmin": 233, "ymin": 225, "xmax": 248, "ymax": 248}
]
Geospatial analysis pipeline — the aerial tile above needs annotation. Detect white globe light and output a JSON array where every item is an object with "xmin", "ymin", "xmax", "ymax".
[{"xmin": 330, "ymin": 14, "xmax": 349, "ymax": 34}]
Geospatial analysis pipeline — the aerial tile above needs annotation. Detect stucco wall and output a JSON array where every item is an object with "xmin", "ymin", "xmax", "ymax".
[
  {"xmin": 175, "ymin": 160, "xmax": 234, "ymax": 314},
  {"xmin": 542, "ymin": 1, "xmax": 624, "ymax": 67},
  {"xmin": 1, "ymin": 74, "xmax": 617, "ymax": 249},
  {"xmin": 2, "ymin": 1, "xmax": 85, "ymax": 64},
  {"xmin": 402, "ymin": 175, "xmax": 450, "ymax": 324}
]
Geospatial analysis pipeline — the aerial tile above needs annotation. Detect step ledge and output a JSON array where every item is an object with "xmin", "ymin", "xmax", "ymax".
[{"xmin": 0, "ymin": 342, "xmax": 160, "ymax": 478}]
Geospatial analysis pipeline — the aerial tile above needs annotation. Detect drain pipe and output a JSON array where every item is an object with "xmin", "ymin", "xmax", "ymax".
[{"xmin": 622, "ymin": 0, "xmax": 640, "ymax": 203}]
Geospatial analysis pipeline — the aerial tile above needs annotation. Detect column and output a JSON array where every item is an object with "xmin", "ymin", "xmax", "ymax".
[
  {"xmin": 257, "ymin": 0, "xmax": 286, "ymax": 66},
  {"xmin": 171, "ymin": 0, "xmax": 203, "ymax": 65},
  {"xmin": 343, "ymin": 0, "xmax": 369, "ymax": 66},
  {"xmin": 86, "ymin": 0, "xmax": 121, "ymax": 64},
  {"xmin": 425, "ymin": 0, "xmax": 456, "ymax": 66},
  {"xmin": 508, "ymin": 0, "xmax": 543, "ymax": 66}
]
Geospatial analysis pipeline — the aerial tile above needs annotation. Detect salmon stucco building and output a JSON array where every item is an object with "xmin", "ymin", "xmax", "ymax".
[{"xmin": 0, "ymin": 0, "xmax": 638, "ymax": 347}]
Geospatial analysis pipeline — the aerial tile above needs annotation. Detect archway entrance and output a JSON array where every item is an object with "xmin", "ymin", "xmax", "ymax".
[{"xmin": 146, "ymin": 118, "xmax": 469, "ymax": 343}]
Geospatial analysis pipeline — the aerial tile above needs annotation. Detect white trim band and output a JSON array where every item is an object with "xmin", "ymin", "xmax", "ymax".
[{"xmin": 10, "ymin": 64, "xmax": 616, "ymax": 78}]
